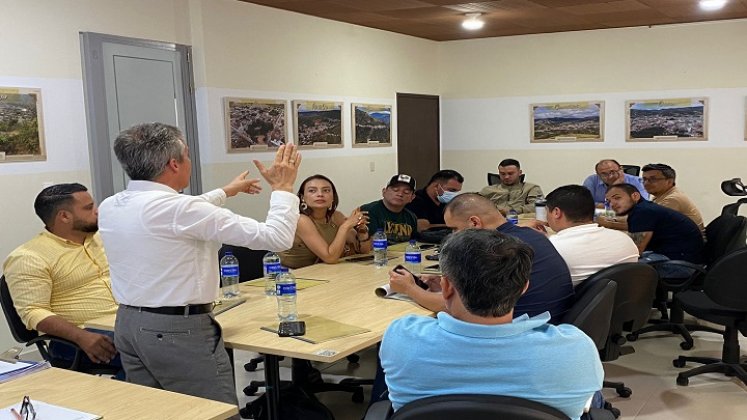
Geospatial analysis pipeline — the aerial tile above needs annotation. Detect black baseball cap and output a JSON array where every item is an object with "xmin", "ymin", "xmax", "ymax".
[{"xmin": 387, "ymin": 174, "xmax": 416, "ymax": 190}]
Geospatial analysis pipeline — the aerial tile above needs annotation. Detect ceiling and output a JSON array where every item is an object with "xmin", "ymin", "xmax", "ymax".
[{"xmin": 239, "ymin": 0, "xmax": 747, "ymax": 41}]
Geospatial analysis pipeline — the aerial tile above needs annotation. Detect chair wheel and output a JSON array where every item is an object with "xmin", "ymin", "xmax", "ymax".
[
  {"xmin": 676, "ymin": 375, "xmax": 689, "ymax": 386},
  {"xmin": 673, "ymin": 358, "xmax": 686, "ymax": 368},
  {"xmin": 352, "ymin": 389, "xmax": 365, "ymax": 403},
  {"xmin": 243, "ymin": 384, "xmax": 259, "ymax": 396},
  {"xmin": 617, "ymin": 387, "xmax": 632, "ymax": 398},
  {"xmin": 680, "ymin": 341, "xmax": 693, "ymax": 350},
  {"xmin": 346, "ymin": 354, "xmax": 360, "ymax": 364},
  {"xmin": 244, "ymin": 361, "xmax": 259, "ymax": 372},
  {"xmin": 626, "ymin": 333, "xmax": 639, "ymax": 342}
]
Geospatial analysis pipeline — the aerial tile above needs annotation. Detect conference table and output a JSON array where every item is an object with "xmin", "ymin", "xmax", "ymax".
[
  {"xmin": 86, "ymin": 249, "xmax": 433, "ymax": 420},
  {"xmin": 0, "ymin": 367, "xmax": 238, "ymax": 419}
]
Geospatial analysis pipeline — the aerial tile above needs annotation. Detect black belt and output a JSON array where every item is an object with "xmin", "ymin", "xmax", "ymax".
[{"xmin": 122, "ymin": 303, "xmax": 214, "ymax": 316}]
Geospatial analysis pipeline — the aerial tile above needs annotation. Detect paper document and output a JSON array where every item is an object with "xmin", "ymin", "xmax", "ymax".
[
  {"xmin": 374, "ymin": 284, "xmax": 414, "ymax": 302},
  {"xmin": 0, "ymin": 360, "xmax": 50, "ymax": 383},
  {"xmin": 0, "ymin": 400, "xmax": 101, "ymax": 420}
]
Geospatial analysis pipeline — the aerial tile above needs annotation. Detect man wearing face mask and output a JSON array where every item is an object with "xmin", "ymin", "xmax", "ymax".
[{"xmin": 406, "ymin": 169, "xmax": 464, "ymax": 232}]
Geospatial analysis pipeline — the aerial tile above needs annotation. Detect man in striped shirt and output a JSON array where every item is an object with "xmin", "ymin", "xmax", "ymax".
[{"xmin": 3, "ymin": 183, "xmax": 119, "ymax": 368}]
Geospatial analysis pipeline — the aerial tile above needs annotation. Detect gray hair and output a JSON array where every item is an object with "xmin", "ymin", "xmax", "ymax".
[
  {"xmin": 113, "ymin": 123, "xmax": 185, "ymax": 181},
  {"xmin": 440, "ymin": 229, "xmax": 534, "ymax": 317}
]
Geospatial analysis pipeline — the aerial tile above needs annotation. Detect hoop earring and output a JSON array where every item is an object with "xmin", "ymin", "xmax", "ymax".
[
  {"xmin": 300, "ymin": 201, "xmax": 308, "ymax": 211},
  {"xmin": 328, "ymin": 205, "xmax": 333, "ymax": 211}
]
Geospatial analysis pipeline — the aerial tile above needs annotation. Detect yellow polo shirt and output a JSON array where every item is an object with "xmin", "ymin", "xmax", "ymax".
[{"xmin": 3, "ymin": 230, "xmax": 117, "ymax": 330}]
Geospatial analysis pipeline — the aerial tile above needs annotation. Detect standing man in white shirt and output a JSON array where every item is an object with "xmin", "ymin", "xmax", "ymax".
[
  {"xmin": 98, "ymin": 122, "xmax": 301, "ymax": 407},
  {"xmin": 545, "ymin": 185, "xmax": 639, "ymax": 287}
]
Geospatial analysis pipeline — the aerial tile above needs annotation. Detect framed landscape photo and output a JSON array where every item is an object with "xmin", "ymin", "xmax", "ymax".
[
  {"xmin": 224, "ymin": 97, "xmax": 287, "ymax": 152},
  {"xmin": 626, "ymin": 97, "xmax": 708, "ymax": 142},
  {"xmin": 0, "ymin": 87, "xmax": 45, "ymax": 162},
  {"xmin": 530, "ymin": 101, "xmax": 604, "ymax": 143},
  {"xmin": 352, "ymin": 103, "xmax": 392, "ymax": 147},
  {"xmin": 292, "ymin": 100, "xmax": 343, "ymax": 149}
]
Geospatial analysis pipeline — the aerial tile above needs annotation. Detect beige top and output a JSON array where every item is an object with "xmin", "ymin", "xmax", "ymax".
[
  {"xmin": 479, "ymin": 182, "xmax": 543, "ymax": 214},
  {"xmin": 280, "ymin": 218, "xmax": 339, "ymax": 269},
  {"xmin": 653, "ymin": 186, "xmax": 705, "ymax": 233}
]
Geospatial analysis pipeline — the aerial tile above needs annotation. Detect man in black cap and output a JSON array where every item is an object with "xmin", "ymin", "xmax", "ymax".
[{"xmin": 359, "ymin": 174, "xmax": 418, "ymax": 243}]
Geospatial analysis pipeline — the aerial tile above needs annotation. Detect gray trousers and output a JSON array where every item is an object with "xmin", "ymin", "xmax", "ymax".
[{"xmin": 114, "ymin": 305, "xmax": 238, "ymax": 409}]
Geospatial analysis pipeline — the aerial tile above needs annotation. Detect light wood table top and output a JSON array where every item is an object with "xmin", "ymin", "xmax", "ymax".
[
  {"xmin": 0, "ymin": 368, "xmax": 238, "ymax": 420},
  {"xmin": 86, "ymin": 254, "xmax": 432, "ymax": 363}
]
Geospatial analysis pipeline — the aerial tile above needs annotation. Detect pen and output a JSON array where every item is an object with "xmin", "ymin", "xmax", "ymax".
[{"xmin": 10, "ymin": 407, "xmax": 22, "ymax": 420}]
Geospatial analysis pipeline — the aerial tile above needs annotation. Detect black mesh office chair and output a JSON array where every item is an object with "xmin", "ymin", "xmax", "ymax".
[
  {"xmin": 487, "ymin": 173, "xmax": 525, "ymax": 185},
  {"xmin": 721, "ymin": 178, "xmax": 746, "ymax": 196},
  {"xmin": 0, "ymin": 276, "xmax": 120, "ymax": 376},
  {"xmin": 672, "ymin": 248, "xmax": 747, "ymax": 388},
  {"xmin": 621, "ymin": 165, "xmax": 640, "ymax": 176},
  {"xmin": 575, "ymin": 263, "xmax": 658, "ymax": 398}
]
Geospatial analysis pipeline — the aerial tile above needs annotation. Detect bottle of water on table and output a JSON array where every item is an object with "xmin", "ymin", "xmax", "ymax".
[
  {"xmin": 373, "ymin": 229, "xmax": 388, "ymax": 268},
  {"xmin": 263, "ymin": 251, "xmax": 282, "ymax": 296},
  {"xmin": 219, "ymin": 251, "xmax": 240, "ymax": 299},
  {"xmin": 276, "ymin": 267, "xmax": 297, "ymax": 321},
  {"xmin": 507, "ymin": 209, "xmax": 519, "ymax": 226},
  {"xmin": 404, "ymin": 240, "xmax": 422, "ymax": 274},
  {"xmin": 534, "ymin": 195, "xmax": 547, "ymax": 222}
]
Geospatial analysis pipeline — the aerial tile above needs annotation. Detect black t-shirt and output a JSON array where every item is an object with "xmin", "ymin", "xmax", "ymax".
[
  {"xmin": 496, "ymin": 223, "xmax": 575, "ymax": 324},
  {"xmin": 406, "ymin": 189, "xmax": 445, "ymax": 225},
  {"xmin": 627, "ymin": 200, "xmax": 704, "ymax": 263}
]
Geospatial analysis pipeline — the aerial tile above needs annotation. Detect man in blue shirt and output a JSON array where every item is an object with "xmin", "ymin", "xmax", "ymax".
[
  {"xmin": 389, "ymin": 193, "xmax": 574, "ymax": 323},
  {"xmin": 381, "ymin": 229, "xmax": 604, "ymax": 419},
  {"xmin": 583, "ymin": 159, "xmax": 649, "ymax": 205}
]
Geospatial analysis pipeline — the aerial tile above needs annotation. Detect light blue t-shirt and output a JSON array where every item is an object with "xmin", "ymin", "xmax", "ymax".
[
  {"xmin": 380, "ymin": 312, "xmax": 604, "ymax": 420},
  {"xmin": 582, "ymin": 173, "xmax": 649, "ymax": 204}
]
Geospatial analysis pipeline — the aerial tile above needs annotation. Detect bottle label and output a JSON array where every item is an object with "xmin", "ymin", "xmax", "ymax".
[
  {"xmin": 264, "ymin": 262, "xmax": 282, "ymax": 275},
  {"xmin": 221, "ymin": 265, "xmax": 239, "ymax": 276},
  {"xmin": 404, "ymin": 252, "xmax": 421, "ymax": 263},
  {"xmin": 276, "ymin": 283, "xmax": 296, "ymax": 295},
  {"xmin": 373, "ymin": 239, "xmax": 387, "ymax": 250}
]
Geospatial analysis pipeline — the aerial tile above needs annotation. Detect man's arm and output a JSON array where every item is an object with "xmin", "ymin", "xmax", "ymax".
[
  {"xmin": 520, "ymin": 184, "xmax": 543, "ymax": 214},
  {"xmin": 596, "ymin": 215, "xmax": 629, "ymax": 231},
  {"xmin": 389, "ymin": 270, "xmax": 446, "ymax": 312},
  {"xmin": 629, "ymin": 231, "xmax": 652, "ymax": 254},
  {"xmin": 36, "ymin": 316, "xmax": 116, "ymax": 364}
]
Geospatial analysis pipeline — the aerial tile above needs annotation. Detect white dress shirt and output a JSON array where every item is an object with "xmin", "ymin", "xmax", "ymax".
[
  {"xmin": 99, "ymin": 180, "xmax": 299, "ymax": 306},
  {"xmin": 549, "ymin": 223, "xmax": 640, "ymax": 287}
]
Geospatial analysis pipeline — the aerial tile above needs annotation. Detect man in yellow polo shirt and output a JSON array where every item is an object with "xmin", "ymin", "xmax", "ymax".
[{"xmin": 3, "ymin": 183, "xmax": 119, "ymax": 368}]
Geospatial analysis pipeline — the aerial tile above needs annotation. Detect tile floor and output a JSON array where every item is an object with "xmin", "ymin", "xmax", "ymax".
[{"xmin": 233, "ymin": 326, "xmax": 747, "ymax": 420}]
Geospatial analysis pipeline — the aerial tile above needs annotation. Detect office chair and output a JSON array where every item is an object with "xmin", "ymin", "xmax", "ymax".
[
  {"xmin": 0, "ymin": 276, "xmax": 120, "ymax": 376},
  {"xmin": 364, "ymin": 394, "xmax": 616, "ymax": 420},
  {"xmin": 621, "ymin": 165, "xmax": 640, "ymax": 176},
  {"xmin": 721, "ymin": 178, "xmax": 746, "ymax": 196},
  {"xmin": 575, "ymin": 263, "xmax": 658, "ymax": 398},
  {"xmin": 487, "ymin": 172, "xmax": 525, "ymax": 185},
  {"xmin": 627, "ymin": 206, "xmax": 747, "ymax": 349},
  {"xmin": 672, "ymin": 248, "xmax": 747, "ymax": 388}
]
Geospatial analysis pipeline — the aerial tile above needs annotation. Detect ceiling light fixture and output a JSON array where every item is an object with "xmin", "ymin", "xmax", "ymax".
[
  {"xmin": 699, "ymin": 0, "xmax": 727, "ymax": 11},
  {"xmin": 462, "ymin": 13, "xmax": 484, "ymax": 30}
]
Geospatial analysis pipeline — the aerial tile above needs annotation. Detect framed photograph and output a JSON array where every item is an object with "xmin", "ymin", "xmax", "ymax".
[
  {"xmin": 0, "ymin": 87, "xmax": 45, "ymax": 162},
  {"xmin": 292, "ymin": 100, "xmax": 343, "ymax": 149},
  {"xmin": 224, "ymin": 97, "xmax": 287, "ymax": 152},
  {"xmin": 352, "ymin": 103, "xmax": 392, "ymax": 147},
  {"xmin": 530, "ymin": 101, "xmax": 604, "ymax": 143},
  {"xmin": 626, "ymin": 98, "xmax": 708, "ymax": 142}
]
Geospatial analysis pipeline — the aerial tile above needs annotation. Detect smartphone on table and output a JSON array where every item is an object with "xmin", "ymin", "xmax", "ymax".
[
  {"xmin": 278, "ymin": 321, "xmax": 306, "ymax": 337},
  {"xmin": 392, "ymin": 264, "xmax": 429, "ymax": 290}
]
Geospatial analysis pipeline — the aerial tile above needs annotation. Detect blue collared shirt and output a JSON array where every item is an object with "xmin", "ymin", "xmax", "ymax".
[{"xmin": 582, "ymin": 173, "xmax": 649, "ymax": 204}]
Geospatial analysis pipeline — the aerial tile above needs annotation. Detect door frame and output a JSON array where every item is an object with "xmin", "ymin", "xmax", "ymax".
[{"xmin": 80, "ymin": 32, "xmax": 202, "ymax": 200}]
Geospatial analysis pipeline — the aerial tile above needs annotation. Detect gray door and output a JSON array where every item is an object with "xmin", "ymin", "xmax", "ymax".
[
  {"xmin": 81, "ymin": 33, "xmax": 201, "ymax": 200},
  {"xmin": 396, "ymin": 93, "xmax": 440, "ymax": 190}
]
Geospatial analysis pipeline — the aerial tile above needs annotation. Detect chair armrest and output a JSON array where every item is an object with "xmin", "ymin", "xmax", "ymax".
[
  {"xmin": 364, "ymin": 400, "xmax": 393, "ymax": 420},
  {"xmin": 647, "ymin": 260, "xmax": 706, "ymax": 290},
  {"xmin": 28, "ymin": 334, "xmax": 85, "ymax": 370}
]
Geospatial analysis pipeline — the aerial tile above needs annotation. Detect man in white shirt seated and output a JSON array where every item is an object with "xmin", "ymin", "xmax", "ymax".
[
  {"xmin": 380, "ymin": 228, "xmax": 604, "ymax": 420},
  {"xmin": 99, "ymin": 122, "xmax": 301, "ymax": 409},
  {"xmin": 546, "ymin": 185, "xmax": 640, "ymax": 287}
]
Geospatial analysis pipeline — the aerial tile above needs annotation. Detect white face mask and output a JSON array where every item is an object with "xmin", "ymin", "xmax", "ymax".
[{"xmin": 438, "ymin": 190, "xmax": 459, "ymax": 204}]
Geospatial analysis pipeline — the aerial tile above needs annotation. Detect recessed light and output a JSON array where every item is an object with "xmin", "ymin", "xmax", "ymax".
[
  {"xmin": 699, "ymin": 0, "xmax": 727, "ymax": 11},
  {"xmin": 462, "ymin": 13, "xmax": 484, "ymax": 30}
]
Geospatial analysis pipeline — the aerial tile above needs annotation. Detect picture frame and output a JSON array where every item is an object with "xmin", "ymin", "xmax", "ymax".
[
  {"xmin": 626, "ymin": 97, "xmax": 708, "ymax": 142},
  {"xmin": 0, "ymin": 87, "xmax": 46, "ymax": 162},
  {"xmin": 352, "ymin": 103, "xmax": 392, "ymax": 147},
  {"xmin": 530, "ymin": 101, "xmax": 604, "ymax": 143},
  {"xmin": 224, "ymin": 97, "xmax": 287, "ymax": 152},
  {"xmin": 292, "ymin": 100, "xmax": 343, "ymax": 149}
]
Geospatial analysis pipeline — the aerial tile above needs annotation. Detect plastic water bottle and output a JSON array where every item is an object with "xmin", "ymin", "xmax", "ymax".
[
  {"xmin": 535, "ymin": 195, "xmax": 547, "ymax": 222},
  {"xmin": 263, "ymin": 251, "xmax": 282, "ymax": 296},
  {"xmin": 373, "ymin": 229, "xmax": 388, "ymax": 268},
  {"xmin": 507, "ymin": 210, "xmax": 519, "ymax": 225},
  {"xmin": 404, "ymin": 240, "xmax": 422, "ymax": 274},
  {"xmin": 219, "ymin": 251, "xmax": 240, "ymax": 299},
  {"xmin": 275, "ymin": 267, "xmax": 297, "ymax": 321},
  {"xmin": 604, "ymin": 201, "xmax": 616, "ymax": 218}
]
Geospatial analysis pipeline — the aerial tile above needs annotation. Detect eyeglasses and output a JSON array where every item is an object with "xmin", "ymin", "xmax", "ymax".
[
  {"xmin": 642, "ymin": 177, "xmax": 667, "ymax": 183},
  {"xmin": 598, "ymin": 169, "xmax": 621, "ymax": 178},
  {"xmin": 13, "ymin": 396, "xmax": 36, "ymax": 420}
]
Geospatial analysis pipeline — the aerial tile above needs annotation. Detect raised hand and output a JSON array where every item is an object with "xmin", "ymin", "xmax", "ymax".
[
  {"xmin": 253, "ymin": 144, "xmax": 301, "ymax": 192},
  {"xmin": 222, "ymin": 170, "xmax": 262, "ymax": 197}
]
